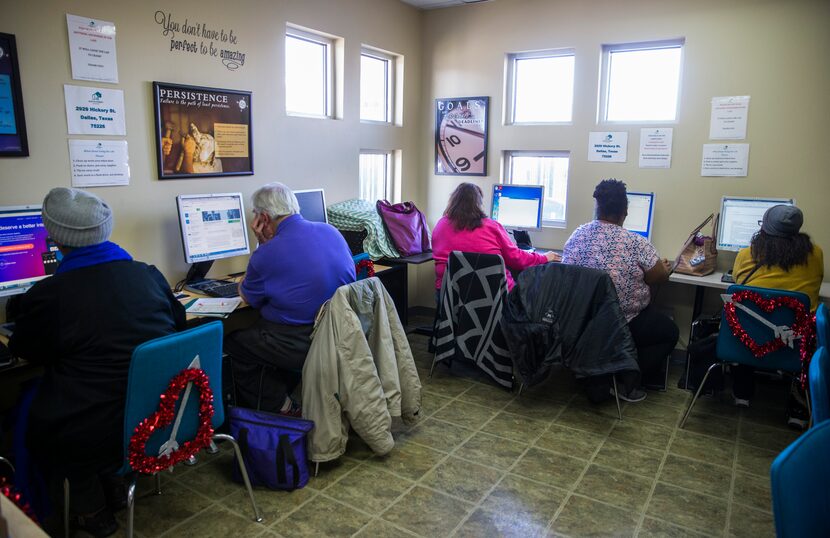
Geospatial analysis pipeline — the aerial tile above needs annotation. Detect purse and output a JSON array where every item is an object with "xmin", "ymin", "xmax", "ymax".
[
  {"xmin": 376, "ymin": 200, "xmax": 431, "ymax": 257},
  {"xmin": 674, "ymin": 213, "xmax": 719, "ymax": 276},
  {"xmin": 228, "ymin": 406, "xmax": 314, "ymax": 490}
]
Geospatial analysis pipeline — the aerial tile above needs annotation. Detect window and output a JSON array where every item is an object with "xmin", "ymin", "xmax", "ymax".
[
  {"xmin": 360, "ymin": 48, "xmax": 394, "ymax": 122},
  {"xmin": 506, "ymin": 49, "xmax": 575, "ymax": 124},
  {"xmin": 359, "ymin": 151, "xmax": 392, "ymax": 202},
  {"xmin": 503, "ymin": 151, "xmax": 570, "ymax": 226},
  {"xmin": 601, "ymin": 39, "xmax": 684, "ymax": 122},
  {"xmin": 285, "ymin": 26, "xmax": 335, "ymax": 117}
]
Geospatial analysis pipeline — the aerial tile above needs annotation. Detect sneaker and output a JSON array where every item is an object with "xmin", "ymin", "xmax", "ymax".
[
  {"xmin": 610, "ymin": 386, "xmax": 647, "ymax": 403},
  {"xmin": 279, "ymin": 397, "xmax": 302, "ymax": 418},
  {"xmin": 733, "ymin": 395, "xmax": 750, "ymax": 408},
  {"xmin": 787, "ymin": 415, "xmax": 808, "ymax": 430},
  {"xmin": 72, "ymin": 508, "xmax": 118, "ymax": 538}
]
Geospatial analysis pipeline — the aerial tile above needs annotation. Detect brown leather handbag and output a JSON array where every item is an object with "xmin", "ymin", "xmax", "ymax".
[{"xmin": 674, "ymin": 213, "xmax": 719, "ymax": 276}]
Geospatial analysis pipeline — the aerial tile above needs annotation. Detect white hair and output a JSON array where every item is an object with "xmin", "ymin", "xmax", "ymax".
[{"xmin": 251, "ymin": 182, "xmax": 300, "ymax": 218}]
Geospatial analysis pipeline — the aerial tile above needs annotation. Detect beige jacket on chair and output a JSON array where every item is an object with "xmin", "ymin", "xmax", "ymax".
[{"xmin": 302, "ymin": 277, "xmax": 422, "ymax": 463}]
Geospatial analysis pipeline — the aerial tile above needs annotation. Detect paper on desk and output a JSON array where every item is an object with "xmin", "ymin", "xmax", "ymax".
[{"xmin": 186, "ymin": 297, "xmax": 242, "ymax": 317}]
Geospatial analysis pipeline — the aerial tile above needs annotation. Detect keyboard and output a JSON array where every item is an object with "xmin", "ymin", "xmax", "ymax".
[{"xmin": 203, "ymin": 282, "xmax": 240, "ymax": 298}]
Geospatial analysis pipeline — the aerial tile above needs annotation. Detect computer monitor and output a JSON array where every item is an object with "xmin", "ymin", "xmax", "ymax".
[
  {"xmin": 294, "ymin": 189, "xmax": 328, "ymax": 223},
  {"xmin": 0, "ymin": 205, "xmax": 61, "ymax": 297},
  {"xmin": 176, "ymin": 193, "xmax": 250, "ymax": 282},
  {"xmin": 624, "ymin": 192, "xmax": 655, "ymax": 240},
  {"xmin": 718, "ymin": 196, "xmax": 795, "ymax": 251},
  {"xmin": 490, "ymin": 184, "xmax": 544, "ymax": 230}
]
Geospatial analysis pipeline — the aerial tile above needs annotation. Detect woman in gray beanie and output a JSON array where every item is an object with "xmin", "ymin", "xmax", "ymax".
[
  {"xmin": 731, "ymin": 204, "xmax": 824, "ymax": 429},
  {"xmin": 9, "ymin": 188, "xmax": 186, "ymax": 537}
]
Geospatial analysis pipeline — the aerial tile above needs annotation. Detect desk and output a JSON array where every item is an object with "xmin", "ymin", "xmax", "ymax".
[{"xmin": 379, "ymin": 252, "xmax": 435, "ymax": 326}]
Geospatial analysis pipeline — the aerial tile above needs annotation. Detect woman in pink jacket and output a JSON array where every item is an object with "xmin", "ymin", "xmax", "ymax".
[{"xmin": 432, "ymin": 183, "xmax": 559, "ymax": 296}]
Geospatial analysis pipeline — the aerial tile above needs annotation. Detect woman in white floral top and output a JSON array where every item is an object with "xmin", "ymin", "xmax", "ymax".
[{"xmin": 563, "ymin": 179, "xmax": 678, "ymax": 402}]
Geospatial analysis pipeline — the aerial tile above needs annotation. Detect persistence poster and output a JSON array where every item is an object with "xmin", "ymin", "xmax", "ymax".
[
  {"xmin": 153, "ymin": 82, "xmax": 253, "ymax": 179},
  {"xmin": 0, "ymin": 33, "xmax": 29, "ymax": 156}
]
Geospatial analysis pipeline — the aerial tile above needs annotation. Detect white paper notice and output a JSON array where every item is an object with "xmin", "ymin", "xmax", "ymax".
[
  {"xmin": 588, "ymin": 131, "xmax": 628, "ymax": 163},
  {"xmin": 68, "ymin": 140, "xmax": 130, "ymax": 187},
  {"xmin": 701, "ymin": 144, "xmax": 750, "ymax": 177},
  {"xmin": 710, "ymin": 96, "xmax": 750, "ymax": 140},
  {"xmin": 66, "ymin": 14, "xmax": 119, "ymax": 83},
  {"xmin": 638, "ymin": 128, "xmax": 673, "ymax": 168},
  {"xmin": 64, "ymin": 85, "xmax": 126, "ymax": 135}
]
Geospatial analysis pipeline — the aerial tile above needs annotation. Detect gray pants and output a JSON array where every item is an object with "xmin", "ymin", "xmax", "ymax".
[{"xmin": 224, "ymin": 318, "xmax": 313, "ymax": 412}]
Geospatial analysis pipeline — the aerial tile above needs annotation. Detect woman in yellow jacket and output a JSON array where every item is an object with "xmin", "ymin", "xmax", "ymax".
[{"xmin": 731, "ymin": 204, "xmax": 823, "ymax": 429}]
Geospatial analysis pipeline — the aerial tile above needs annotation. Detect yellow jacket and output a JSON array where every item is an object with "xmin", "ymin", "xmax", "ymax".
[{"xmin": 732, "ymin": 245, "xmax": 824, "ymax": 312}]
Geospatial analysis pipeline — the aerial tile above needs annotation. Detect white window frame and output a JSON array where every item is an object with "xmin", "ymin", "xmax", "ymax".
[
  {"xmin": 360, "ymin": 47, "xmax": 395, "ymax": 124},
  {"xmin": 285, "ymin": 25, "xmax": 336, "ymax": 119},
  {"xmin": 359, "ymin": 150, "xmax": 394, "ymax": 202},
  {"xmin": 505, "ymin": 48, "xmax": 576, "ymax": 125},
  {"xmin": 502, "ymin": 150, "xmax": 570, "ymax": 228},
  {"xmin": 598, "ymin": 38, "xmax": 685, "ymax": 124}
]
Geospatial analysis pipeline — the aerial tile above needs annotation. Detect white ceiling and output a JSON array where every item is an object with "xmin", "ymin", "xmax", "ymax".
[{"xmin": 399, "ymin": 0, "xmax": 494, "ymax": 10}]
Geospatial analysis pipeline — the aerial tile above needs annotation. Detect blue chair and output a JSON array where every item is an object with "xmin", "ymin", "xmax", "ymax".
[
  {"xmin": 64, "ymin": 321, "xmax": 262, "ymax": 538},
  {"xmin": 817, "ymin": 303, "xmax": 828, "ymax": 349},
  {"xmin": 809, "ymin": 347, "xmax": 829, "ymax": 424},
  {"xmin": 770, "ymin": 419, "xmax": 830, "ymax": 537},
  {"xmin": 680, "ymin": 285, "xmax": 812, "ymax": 427}
]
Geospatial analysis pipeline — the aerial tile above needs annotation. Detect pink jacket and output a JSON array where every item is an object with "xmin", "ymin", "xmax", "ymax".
[{"xmin": 432, "ymin": 217, "xmax": 548, "ymax": 291}]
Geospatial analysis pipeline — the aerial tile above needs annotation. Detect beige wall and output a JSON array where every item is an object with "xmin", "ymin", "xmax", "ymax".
[
  {"xmin": 419, "ymin": 0, "xmax": 830, "ymax": 338},
  {"xmin": 1, "ymin": 0, "xmax": 423, "ymax": 283}
]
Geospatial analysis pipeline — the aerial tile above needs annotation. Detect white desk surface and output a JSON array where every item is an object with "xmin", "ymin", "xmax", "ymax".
[{"xmin": 669, "ymin": 271, "xmax": 830, "ymax": 301}]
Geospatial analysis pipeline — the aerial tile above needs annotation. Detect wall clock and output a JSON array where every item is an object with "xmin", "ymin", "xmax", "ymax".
[{"xmin": 435, "ymin": 96, "xmax": 488, "ymax": 176}]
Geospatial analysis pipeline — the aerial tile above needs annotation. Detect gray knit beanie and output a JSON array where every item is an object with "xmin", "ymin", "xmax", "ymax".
[
  {"xmin": 42, "ymin": 187, "xmax": 113, "ymax": 247},
  {"xmin": 761, "ymin": 204, "xmax": 803, "ymax": 238}
]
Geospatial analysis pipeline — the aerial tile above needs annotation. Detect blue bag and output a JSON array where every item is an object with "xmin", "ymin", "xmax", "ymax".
[{"xmin": 228, "ymin": 407, "xmax": 314, "ymax": 490}]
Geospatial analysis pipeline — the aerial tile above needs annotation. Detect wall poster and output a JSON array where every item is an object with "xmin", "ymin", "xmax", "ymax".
[
  {"xmin": 435, "ymin": 96, "xmax": 488, "ymax": 176},
  {"xmin": 0, "ymin": 33, "xmax": 29, "ymax": 157},
  {"xmin": 153, "ymin": 82, "xmax": 253, "ymax": 179}
]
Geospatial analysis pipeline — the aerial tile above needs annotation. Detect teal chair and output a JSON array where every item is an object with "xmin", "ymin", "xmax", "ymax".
[
  {"xmin": 64, "ymin": 322, "xmax": 263, "ymax": 538},
  {"xmin": 680, "ymin": 285, "xmax": 812, "ymax": 427},
  {"xmin": 770, "ymin": 419, "xmax": 830, "ymax": 536},
  {"xmin": 809, "ymin": 347, "xmax": 829, "ymax": 424},
  {"xmin": 817, "ymin": 303, "xmax": 828, "ymax": 348}
]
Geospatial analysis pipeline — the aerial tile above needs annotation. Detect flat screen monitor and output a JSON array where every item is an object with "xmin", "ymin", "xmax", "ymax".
[
  {"xmin": 491, "ymin": 184, "xmax": 544, "ymax": 230},
  {"xmin": 624, "ymin": 192, "xmax": 655, "ymax": 240},
  {"xmin": 718, "ymin": 196, "xmax": 795, "ymax": 251},
  {"xmin": 0, "ymin": 205, "xmax": 61, "ymax": 297},
  {"xmin": 294, "ymin": 189, "xmax": 328, "ymax": 223},
  {"xmin": 176, "ymin": 193, "xmax": 250, "ymax": 264}
]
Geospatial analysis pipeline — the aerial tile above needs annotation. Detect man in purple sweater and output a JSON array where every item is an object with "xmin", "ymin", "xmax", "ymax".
[{"xmin": 226, "ymin": 182, "xmax": 355, "ymax": 414}]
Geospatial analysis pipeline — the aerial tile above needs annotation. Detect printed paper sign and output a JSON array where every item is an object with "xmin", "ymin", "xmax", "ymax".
[
  {"xmin": 701, "ymin": 144, "xmax": 750, "ymax": 177},
  {"xmin": 69, "ymin": 139, "xmax": 130, "ymax": 187},
  {"xmin": 588, "ymin": 131, "xmax": 628, "ymax": 163},
  {"xmin": 710, "ymin": 96, "xmax": 750, "ymax": 140},
  {"xmin": 639, "ymin": 128, "xmax": 673, "ymax": 169},
  {"xmin": 66, "ymin": 14, "xmax": 119, "ymax": 83},
  {"xmin": 64, "ymin": 85, "xmax": 126, "ymax": 135}
]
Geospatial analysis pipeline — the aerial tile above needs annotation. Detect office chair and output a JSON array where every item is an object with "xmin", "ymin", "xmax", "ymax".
[
  {"xmin": 770, "ymin": 419, "xmax": 830, "ymax": 537},
  {"xmin": 64, "ymin": 321, "xmax": 262, "ymax": 538},
  {"xmin": 680, "ymin": 285, "xmax": 813, "ymax": 428},
  {"xmin": 816, "ymin": 303, "xmax": 828, "ymax": 349},
  {"xmin": 809, "ymin": 347, "xmax": 829, "ymax": 424}
]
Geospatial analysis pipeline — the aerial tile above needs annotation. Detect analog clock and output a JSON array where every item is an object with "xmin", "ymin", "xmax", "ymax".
[{"xmin": 435, "ymin": 96, "xmax": 489, "ymax": 176}]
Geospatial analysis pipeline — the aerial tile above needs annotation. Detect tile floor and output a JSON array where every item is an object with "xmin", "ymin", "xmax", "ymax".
[{"xmin": 114, "ymin": 323, "xmax": 800, "ymax": 537}]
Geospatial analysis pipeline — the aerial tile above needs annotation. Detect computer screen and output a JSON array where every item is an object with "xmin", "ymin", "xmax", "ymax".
[
  {"xmin": 0, "ymin": 205, "xmax": 60, "ymax": 297},
  {"xmin": 176, "ymin": 193, "xmax": 250, "ymax": 264},
  {"xmin": 294, "ymin": 189, "xmax": 328, "ymax": 223},
  {"xmin": 624, "ymin": 192, "xmax": 655, "ymax": 240},
  {"xmin": 491, "ymin": 184, "xmax": 544, "ymax": 230},
  {"xmin": 718, "ymin": 196, "xmax": 795, "ymax": 251}
]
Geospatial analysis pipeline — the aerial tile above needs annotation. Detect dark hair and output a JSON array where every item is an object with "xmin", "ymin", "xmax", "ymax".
[
  {"xmin": 593, "ymin": 179, "xmax": 628, "ymax": 221},
  {"xmin": 444, "ymin": 183, "xmax": 487, "ymax": 231},
  {"xmin": 750, "ymin": 230, "xmax": 813, "ymax": 270}
]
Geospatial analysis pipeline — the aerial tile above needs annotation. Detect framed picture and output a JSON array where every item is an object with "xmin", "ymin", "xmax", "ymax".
[
  {"xmin": 153, "ymin": 82, "xmax": 253, "ymax": 179},
  {"xmin": 435, "ymin": 96, "xmax": 488, "ymax": 176},
  {"xmin": 0, "ymin": 33, "xmax": 29, "ymax": 157}
]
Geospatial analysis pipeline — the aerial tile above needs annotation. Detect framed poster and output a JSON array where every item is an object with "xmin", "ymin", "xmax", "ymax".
[
  {"xmin": 435, "ymin": 96, "xmax": 488, "ymax": 176},
  {"xmin": 153, "ymin": 82, "xmax": 253, "ymax": 179},
  {"xmin": 0, "ymin": 33, "xmax": 29, "ymax": 157}
]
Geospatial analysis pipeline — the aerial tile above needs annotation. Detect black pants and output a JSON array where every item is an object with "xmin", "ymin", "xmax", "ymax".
[
  {"xmin": 628, "ymin": 305, "xmax": 680, "ymax": 386},
  {"xmin": 224, "ymin": 318, "xmax": 313, "ymax": 413}
]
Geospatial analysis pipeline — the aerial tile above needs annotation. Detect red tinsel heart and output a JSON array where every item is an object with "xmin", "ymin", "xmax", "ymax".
[
  {"xmin": 128, "ymin": 368, "xmax": 214, "ymax": 475},
  {"xmin": 1, "ymin": 476, "xmax": 37, "ymax": 523}
]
